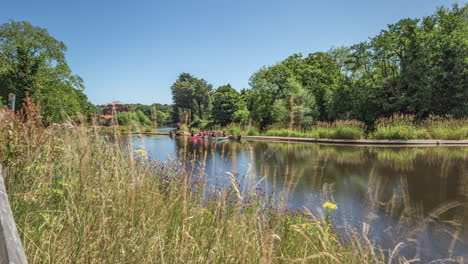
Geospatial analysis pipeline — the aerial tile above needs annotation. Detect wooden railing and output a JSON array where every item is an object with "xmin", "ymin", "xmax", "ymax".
[{"xmin": 0, "ymin": 165, "xmax": 28, "ymax": 264}]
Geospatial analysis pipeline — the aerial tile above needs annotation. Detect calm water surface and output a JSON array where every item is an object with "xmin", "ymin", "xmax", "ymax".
[{"xmin": 129, "ymin": 134, "xmax": 468, "ymax": 261}]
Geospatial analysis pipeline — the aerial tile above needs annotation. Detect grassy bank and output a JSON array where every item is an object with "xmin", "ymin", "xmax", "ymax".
[
  {"xmin": 223, "ymin": 116, "xmax": 467, "ymax": 140},
  {"xmin": 0, "ymin": 104, "xmax": 379, "ymax": 263},
  {"xmin": 99, "ymin": 125, "xmax": 158, "ymax": 133},
  {"xmin": 370, "ymin": 115, "xmax": 467, "ymax": 140}
]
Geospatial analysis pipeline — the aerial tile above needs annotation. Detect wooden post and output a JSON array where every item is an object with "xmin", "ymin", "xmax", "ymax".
[{"xmin": 8, "ymin": 94, "xmax": 15, "ymax": 112}]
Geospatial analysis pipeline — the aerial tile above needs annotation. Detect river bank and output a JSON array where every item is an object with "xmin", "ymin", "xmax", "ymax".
[
  {"xmin": 126, "ymin": 130, "xmax": 468, "ymax": 146},
  {"xmin": 241, "ymin": 135, "xmax": 468, "ymax": 146}
]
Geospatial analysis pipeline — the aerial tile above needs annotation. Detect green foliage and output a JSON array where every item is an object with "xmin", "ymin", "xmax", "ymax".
[
  {"xmin": 240, "ymin": 4, "xmax": 468, "ymax": 129},
  {"xmin": 370, "ymin": 115, "xmax": 468, "ymax": 140},
  {"xmin": 246, "ymin": 127, "xmax": 260, "ymax": 136},
  {"xmin": 0, "ymin": 20, "xmax": 93, "ymax": 122},
  {"xmin": 116, "ymin": 110, "xmax": 151, "ymax": 126},
  {"xmin": 264, "ymin": 121, "xmax": 365, "ymax": 139},
  {"xmin": 212, "ymin": 84, "xmax": 247, "ymax": 126},
  {"xmin": 231, "ymin": 109, "xmax": 250, "ymax": 125},
  {"xmin": 190, "ymin": 118, "xmax": 210, "ymax": 129},
  {"xmin": 171, "ymin": 73, "xmax": 213, "ymax": 123},
  {"xmin": 179, "ymin": 124, "xmax": 189, "ymax": 132},
  {"xmin": 331, "ymin": 126, "xmax": 364, "ymax": 139},
  {"xmin": 226, "ymin": 125, "xmax": 242, "ymax": 135},
  {"xmin": 125, "ymin": 103, "xmax": 174, "ymax": 125},
  {"xmin": 370, "ymin": 125, "xmax": 420, "ymax": 140}
]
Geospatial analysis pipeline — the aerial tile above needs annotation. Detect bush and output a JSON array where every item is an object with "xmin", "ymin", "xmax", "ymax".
[
  {"xmin": 246, "ymin": 127, "xmax": 260, "ymax": 136},
  {"xmin": 179, "ymin": 124, "xmax": 189, "ymax": 132},
  {"xmin": 136, "ymin": 110, "xmax": 151, "ymax": 126},
  {"xmin": 227, "ymin": 125, "xmax": 243, "ymax": 135},
  {"xmin": 143, "ymin": 127, "xmax": 154, "ymax": 133}
]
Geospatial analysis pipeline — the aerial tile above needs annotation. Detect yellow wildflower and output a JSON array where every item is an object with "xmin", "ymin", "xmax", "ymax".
[
  {"xmin": 135, "ymin": 149, "xmax": 147, "ymax": 157},
  {"xmin": 322, "ymin": 202, "xmax": 338, "ymax": 211}
]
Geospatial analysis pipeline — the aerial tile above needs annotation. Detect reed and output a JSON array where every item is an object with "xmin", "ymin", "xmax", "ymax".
[
  {"xmin": 265, "ymin": 120, "xmax": 365, "ymax": 140},
  {"xmin": 370, "ymin": 114, "xmax": 468, "ymax": 140}
]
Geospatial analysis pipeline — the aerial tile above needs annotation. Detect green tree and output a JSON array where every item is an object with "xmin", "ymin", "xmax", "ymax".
[
  {"xmin": 116, "ymin": 110, "xmax": 151, "ymax": 126},
  {"xmin": 171, "ymin": 73, "xmax": 213, "ymax": 123},
  {"xmin": 248, "ymin": 53, "xmax": 340, "ymax": 129},
  {"xmin": 212, "ymin": 84, "xmax": 248, "ymax": 126},
  {"xmin": 0, "ymin": 21, "xmax": 92, "ymax": 122}
]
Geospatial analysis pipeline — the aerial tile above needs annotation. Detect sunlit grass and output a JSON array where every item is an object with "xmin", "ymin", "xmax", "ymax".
[
  {"xmin": 264, "ymin": 120, "xmax": 365, "ymax": 140},
  {"xmin": 370, "ymin": 114, "xmax": 468, "ymax": 140}
]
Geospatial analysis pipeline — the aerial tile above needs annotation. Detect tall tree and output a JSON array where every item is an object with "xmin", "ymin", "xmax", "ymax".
[
  {"xmin": 212, "ymin": 84, "xmax": 247, "ymax": 126},
  {"xmin": 171, "ymin": 73, "xmax": 213, "ymax": 123},
  {"xmin": 0, "ymin": 21, "xmax": 92, "ymax": 122}
]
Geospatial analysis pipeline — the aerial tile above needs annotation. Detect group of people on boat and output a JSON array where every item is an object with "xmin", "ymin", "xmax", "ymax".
[{"xmin": 191, "ymin": 130, "xmax": 227, "ymax": 137}]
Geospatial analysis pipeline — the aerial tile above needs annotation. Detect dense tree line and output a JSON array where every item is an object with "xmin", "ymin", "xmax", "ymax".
[
  {"xmin": 171, "ymin": 4, "xmax": 467, "ymax": 130},
  {"xmin": 0, "ymin": 21, "xmax": 94, "ymax": 123}
]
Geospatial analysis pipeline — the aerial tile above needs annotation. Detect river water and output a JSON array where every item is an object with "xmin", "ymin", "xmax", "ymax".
[{"xmin": 129, "ymin": 134, "xmax": 468, "ymax": 262}]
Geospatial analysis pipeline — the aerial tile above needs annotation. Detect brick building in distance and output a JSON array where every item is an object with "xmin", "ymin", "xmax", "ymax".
[
  {"xmin": 100, "ymin": 101, "xmax": 128, "ymax": 126},
  {"xmin": 103, "ymin": 101, "xmax": 128, "ymax": 115}
]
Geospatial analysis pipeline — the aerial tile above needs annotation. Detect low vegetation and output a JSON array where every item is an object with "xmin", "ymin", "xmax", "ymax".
[
  {"xmin": 216, "ymin": 117, "xmax": 467, "ymax": 140},
  {"xmin": 370, "ymin": 115, "xmax": 468, "ymax": 140},
  {"xmin": 116, "ymin": 110, "xmax": 152, "ymax": 126}
]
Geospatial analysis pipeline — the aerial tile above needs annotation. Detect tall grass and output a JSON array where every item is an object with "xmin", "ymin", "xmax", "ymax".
[
  {"xmin": 262, "ymin": 116, "xmax": 467, "ymax": 140},
  {"xmin": 370, "ymin": 114, "xmax": 468, "ymax": 140},
  {"xmin": 265, "ymin": 120, "xmax": 365, "ymax": 140},
  {"xmin": 420, "ymin": 115, "xmax": 468, "ymax": 140},
  {"xmin": 0, "ymin": 99, "xmax": 378, "ymax": 263}
]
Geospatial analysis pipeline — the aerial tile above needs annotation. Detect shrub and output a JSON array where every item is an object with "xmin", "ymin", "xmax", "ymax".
[
  {"xmin": 143, "ymin": 127, "xmax": 154, "ymax": 133},
  {"xmin": 179, "ymin": 124, "xmax": 189, "ymax": 132},
  {"xmin": 136, "ymin": 110, "xmax": 151, "ymax": 126},
  {"xmin": 227, "ymin": 125, "xmax": 242, "ymax": 135},
  {"xmin": 246, "ymin": 127, "xmax": 260, "ymax": 136}
]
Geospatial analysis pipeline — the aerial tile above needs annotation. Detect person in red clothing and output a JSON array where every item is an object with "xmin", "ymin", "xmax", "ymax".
[{"xmin": 222, "ymin": 131, "xmax": 226, "ymax": 137}]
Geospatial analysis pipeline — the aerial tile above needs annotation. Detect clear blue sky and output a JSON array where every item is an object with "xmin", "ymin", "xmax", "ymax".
[{"xmin": 1, "ymin": 0, "xmax": 462, "ymax": 105}]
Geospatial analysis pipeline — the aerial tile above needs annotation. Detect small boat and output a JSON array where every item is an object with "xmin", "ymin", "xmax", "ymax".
[
  {"xmin": 169, "ymin": 133, "xmax": 176, "ymax": 137},
  {"xmin": 131, "ymin": 131, "xmax": 140, "ymax": 134}
]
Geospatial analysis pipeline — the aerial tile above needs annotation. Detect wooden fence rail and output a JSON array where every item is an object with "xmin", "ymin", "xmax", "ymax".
[{"xmin": 0, "ymin": 165, "xmax": 28, "ymax": 264}]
